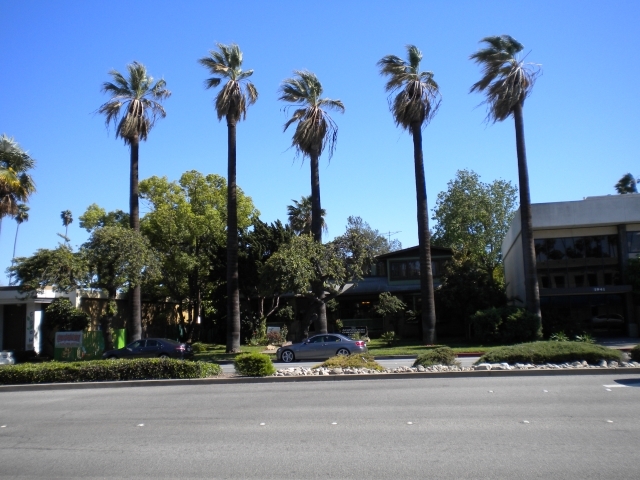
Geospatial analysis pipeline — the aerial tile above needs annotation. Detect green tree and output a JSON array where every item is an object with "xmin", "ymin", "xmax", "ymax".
[
  {"xmin": 432, "ymin": 169, "xmax": 517, "ymax": 279},
  {"xmin": 60, "ymin": 210, "xmax": 73, "ymax": 243},
  {"xmin": 287, "ymin": 195, "xmax": 327, "ymax": 235},
  {"xmin": 0, "ymin": 134, "xmax": 36, "ymax": 239},
  {"xmin": 44, "ymin": 298, "xmax": 90, "ymax": 332},
  {"xmin": 260, "ymin": 235, "xmax": 351, "ymax": 340},
  {"xmin": 8, "ymin": 244, "xmax": 87, "ymax": 293},
  {"xmin": 332, "ymin": 216, "xmax": 401, "ymax": 277},
  {"xmin": 470, "ymin": 35, "xmax": 542, "ymax": 331},
  {"xmin": 98, "ymin": 61, "xmax": 170, "ymax": 342},
  {"xmin": 82, "ymin": 225, "xmax": 158, "ymax": 349},
  {"xmin": 79, "ymin": 204, "xmax": 129, "ymax": 231},
  {"xmin": 615, "ymin": 173, "xmax": 638, "ymax": 194},
  {"xmin": 378, "ymin": 45, "xmax": 441, "ymax": 344},
  {"xmin": 199, "ymin": 43, "xmax": 258, "ymax": 353},
  {"xmin": 139, "ymin": 170, "xmax": 258, "ymax": 341},
  {"xmin": 278, "ymin": 71, "xmax": 344, "ymax": 335}
]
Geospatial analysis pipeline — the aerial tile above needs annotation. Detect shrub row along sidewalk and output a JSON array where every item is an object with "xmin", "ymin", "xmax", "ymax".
[{"xmin": 0, "ymin": 359, "xmax": 222, "ymax": 385}]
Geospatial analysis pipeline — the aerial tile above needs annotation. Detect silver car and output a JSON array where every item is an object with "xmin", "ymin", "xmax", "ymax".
[{"xmin": 277, "ymin": 334, "xmax": 368, "ymax": 363}]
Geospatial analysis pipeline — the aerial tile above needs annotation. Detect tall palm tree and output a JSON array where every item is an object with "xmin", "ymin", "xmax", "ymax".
[
  {"xmin": 279, "ymin": 70, "xmax": 344, "ymax": 334},
  {"xmin": 287, "ymin": 195, "xmax": 327, "ymax": 235},
  {"xmin": 0, "ymin": 134, "xmax": 36, "ymax": 239},
  {"xmin": 378, "ymin": 45, "xmax": 441, "ymax": 344},
  {"xmin": 199, "ymin": 43, "xmax": 258, "ymax": 353},
  {"xmin": 470, "ymin": 35, "xmax": 542, "ymax": 328},
  {"xmin": 9, "ymin": 204, "xmax": 29, "ymax": 285},
  {"xmin": 61, "ymin": 210, "xmax": 73, "ymax": 243},
  {"xmin": 98, "ymin": 61, "xmax": 170, "ymax": 341}
]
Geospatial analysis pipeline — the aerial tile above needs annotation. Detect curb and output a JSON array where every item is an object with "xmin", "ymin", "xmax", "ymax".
[{"xmin": 2, "ymin": 367, "xmax": 640, "ymax": 392}]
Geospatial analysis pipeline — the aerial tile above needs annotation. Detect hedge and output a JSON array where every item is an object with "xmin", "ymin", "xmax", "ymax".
[
  {"xmin": 234, "ymin": 353, "xmax": 276, "ymax": 377},
  {"xmin": 630, "ymin": 344, "xmax": 640, "ymax": 362},
  {"xmin": 476, "ymin": 341, "xmax": 622, "ymax": 365},
  {"xmin": 318, "ymin": 353, "xmax": 385, "ymax": 371},
  {"xmin": 0, "ymin": 358, "xmax": 222, "ymax": 385}
]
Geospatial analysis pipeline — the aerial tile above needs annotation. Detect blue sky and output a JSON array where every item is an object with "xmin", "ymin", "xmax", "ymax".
[{"xmin": 1, "ymin": 0, "xmax": 639, "ymax": 284}]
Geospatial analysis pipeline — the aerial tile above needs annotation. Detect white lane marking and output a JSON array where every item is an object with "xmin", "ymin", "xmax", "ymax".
[{"xmin": 603, "ymin": 385, "xmax": 628, "ymax": 388}]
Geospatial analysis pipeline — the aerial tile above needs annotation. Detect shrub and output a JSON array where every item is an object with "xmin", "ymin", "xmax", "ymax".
[
  {"xmin": 0, "ymin": 359, "xmax": 222, "ymax": 385},
  {"xmin": 573, "ymin": 333, "xmax": 595, "ymax": 344},
  {"xmin": 630, "ymin": 344, "xmax": 640, "ymax": 362},
  {"xmin": 476, "ymin": 341, "xmax": 622, "ymax": 365},
  {"xmin": 45, "ymin": 298, "xmax": 90, "ymax": 332},
  {"xmin": 190, "ymin": 342, "xmax": 209, "ymax": 353},
  {"xmin": 413, "ymin": 347, "xmax": 457, "ymax": 367},
  {"xmin": 234, "ymin": 353, "xmax": 276, "ymax": 377},
  {"xmin": 471, "ymin": 306, "xmax": 541, "ymax": 343},
  {"xmin": 380, "ymin": 331, "xmax": 400, "ymax": 346},
  {"xmin": 549, "ymin": 332, "xmax": 569, "ymax": 342},
  {"xmin": 317, "ymin": 353, "xmax": 385, "ymax": 371}
]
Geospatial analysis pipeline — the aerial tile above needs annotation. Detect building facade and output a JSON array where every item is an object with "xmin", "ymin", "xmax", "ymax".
[{"xmin": 502, "ymin": 195, "xmax": 640, "ymax": 336}]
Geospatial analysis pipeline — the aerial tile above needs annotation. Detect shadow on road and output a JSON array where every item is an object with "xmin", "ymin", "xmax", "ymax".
[{"xmin": 614, "ymin": 379, "xmax": 640, "ymax": 387}]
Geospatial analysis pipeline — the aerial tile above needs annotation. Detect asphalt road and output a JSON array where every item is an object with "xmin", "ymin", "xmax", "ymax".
[{"xmin": 1, "ymin": 374, "xmax": 639, "ymax": 479}]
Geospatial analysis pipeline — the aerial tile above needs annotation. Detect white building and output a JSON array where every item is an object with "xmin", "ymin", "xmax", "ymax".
[{"xmin": 502, "ymin": 194, "xmax": 640, "ymax": 336}]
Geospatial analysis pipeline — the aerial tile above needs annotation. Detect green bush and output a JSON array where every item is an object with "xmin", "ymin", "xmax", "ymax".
[
  {"xmin": 413, "ymin": 347, "xmax": 457, "ymax": 367},
  {"xmin": 471, "ymin": 306, "xmax": 541, "ymax": 343},
  {"xmin": 190, "ymin": 342, "xmax": 209, "ymax": 353},
  {"xmin": 0, "ymin": 359, "xmax": 222, "ymax": 385},
  {"xmin": 549, "ymin": 332, "xmax": 569, "ymax": 342},
  {"xmin": 234, "ymin": 353, "xmax": 276, "ymax": 377},
  {"xmin": 318, "ymin": 353, "xmax": 385, "ymax": 371},
  {"xmin": 630, "ymin": 344, "xmax": 640, "ymax": 362},
  {"xmin": 380, "ymin": 331, "xmax": 400, "ymax": 346},
  {"xmin": 476, "ymin": 341, "xmax": 622, "ymax": 365}
]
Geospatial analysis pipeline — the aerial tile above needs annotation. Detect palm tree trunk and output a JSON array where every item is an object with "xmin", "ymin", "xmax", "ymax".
[
  {"xmin": 309, "ymin": 149, "xmax": 328, "ymax": 334},
  {"xmin": 513, "ymin": 102, "xmax": 542, "ymax": 333},
  {"xmin": 226, "ymin": 116, "xmax": 241, "ymax": 353},
  {"xmin": 9, "ymin": 223, "xmax": 20, "ymax": 285},
  {"xmin": 411, "ymin": 122, "xmax": 437, "ymax": 344},
  {"xmin": 129, "ymin": 135, "xmax": 142, "ymax": 342}
]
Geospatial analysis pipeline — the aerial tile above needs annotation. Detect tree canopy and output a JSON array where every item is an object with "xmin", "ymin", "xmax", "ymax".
[
  {"xmin": 432, "ymin": 169, "xmax": 517, "ymax": 276},
  {"xmin": 615, "ymin": 173, "xmax": 638, "ymax": 194},
  {"xmin": 0, "ymin": 134, "xmax": 36, "ymax": 232}
]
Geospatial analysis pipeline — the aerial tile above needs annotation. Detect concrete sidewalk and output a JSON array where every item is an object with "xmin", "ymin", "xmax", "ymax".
[{"xmin": 595, "ymin": 337, "xmax": 638, "ymax": 350}]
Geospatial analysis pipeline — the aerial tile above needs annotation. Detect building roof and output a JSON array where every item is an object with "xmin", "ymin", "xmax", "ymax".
[{"xmin": 375, "ymin": 244, "xmax": 452, "ymax": 260}]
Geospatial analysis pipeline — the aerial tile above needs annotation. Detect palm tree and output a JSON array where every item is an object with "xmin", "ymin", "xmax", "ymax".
[
  {"xmin": 61, "ymin": 210, "xmax": 73, "ymax": 243},
  {"xmin": 287, "ymin": 195, "xmax": 327, "ymax": 235},
  {"xmin": 199, "ymin": 43, "xmax": 258, "ymax": 353},
  {"xmin": 98, "ymin": 61, "xmax": 170, "ymax": 342},
  {"xmin": 9, "ymin": 204, "xmax": 29, "ymax": 285},
  {"xmin": 279, "ymin": 70, "xmax": 344, "ymax": 335},
  {"xmin": 378, "ymin": 45, "xmax": 441, "ymax": 344},
  {"xmin": 470, "ymin": 35, "xmax": 542, "ymax": 329},
  {"xmin": 0, "ymin": 134, "xmax": 36, "ymax": 239},
  {"xmin": 615, "ymin": 173, "xmax": 638, "ymax": 194}
]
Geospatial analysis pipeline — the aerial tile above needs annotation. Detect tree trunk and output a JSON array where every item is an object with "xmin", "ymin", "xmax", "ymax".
[
  {"xmin": 9, "ymin": 223, "xmax": 20, "ymax": 285},
  {"xmin": 411, "ymin": 122, "xmax": 437, "ymax": 344},
  {"xmin": 129, "ymin": 135, "xmax": 142, "ymax": 341},
  {"xmin": 513, "ymin": 103, "xmax": 542, "ymax": 334},
  {"xmin": 226, "ymin": 116, "xmax": 241, "ymax": 353},
  {"xmin": 309, "ymin": 148, "xmax": 328, "ymax": 334}
]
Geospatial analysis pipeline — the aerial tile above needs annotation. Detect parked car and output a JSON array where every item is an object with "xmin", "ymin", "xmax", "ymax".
[
  {"xmin": 276, "ymin": 334, "xmax": 367, "ymax": 363},
  {"xmin": 591, "ymin": 313, "xmax": 624, "ymax": 326},
  {"xmin": 0, "ymin": 351, "xmax": 15, "ymax": 365},
  {"xmin": 102, "ymin": 338, "xmax": 193, "ymax": 360}
]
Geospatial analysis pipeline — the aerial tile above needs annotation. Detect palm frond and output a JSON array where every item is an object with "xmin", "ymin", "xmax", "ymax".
[
  {"xmin": 378, "ymin": 45, "xmax": 441, "ymax": 131},
  {"xmin": 98, "ymin": 62, "xmax": 171, "ymax": 143},
  {"xmin": 199, "ymin": 43, "xmax": 257, "ymax": 122},
  {"xmin": 278, "ymin": 71, "xmax": 344, "ymax": 160},
  {"xmin": 470, "ymin": 35, "xmax": 541, "ymax": 122}
]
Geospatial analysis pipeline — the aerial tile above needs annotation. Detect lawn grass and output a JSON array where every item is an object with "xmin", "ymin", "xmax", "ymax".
[
  {"xmin": 193, "ymin": 344, "xmax": 276, "ymax": 362},
  {"xmin": 191, "ymin": 338, "xmax": 497, "ymax": 362}
]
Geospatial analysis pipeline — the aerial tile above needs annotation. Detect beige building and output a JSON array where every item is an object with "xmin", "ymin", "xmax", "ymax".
[{"xmin": 502, "ymin": 194, "xmax": 640, "ymax": 337}]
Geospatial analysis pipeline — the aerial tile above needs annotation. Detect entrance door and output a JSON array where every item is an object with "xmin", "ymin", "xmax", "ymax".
[{"xmin": 3, "ymin": 304, "xmax": 27, "ymax": 351}]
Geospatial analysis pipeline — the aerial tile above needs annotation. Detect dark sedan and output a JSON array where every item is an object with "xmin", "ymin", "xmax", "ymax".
[
  {"xmin": 276, "ymin": 334, "xmax": 368, "ymax": 363},
  {"xmin": 102, "ymin": 338, "xmax": 193, "ymax": 360}
]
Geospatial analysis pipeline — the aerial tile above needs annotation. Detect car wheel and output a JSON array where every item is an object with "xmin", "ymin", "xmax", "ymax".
[
  {"xmin": 107, "ymin": 356, "xmax": 118, "ymax": 360},
  {"xmin": 159, "ymin": 354, "xmax": 170, "ymax": 360},
  {"xmin": 281, "ymin": 350, "xmax": 295, "ymax": 363},
  {"xmin": 336, "ymin": 348, "xmax": 350, "ymax": 356}
]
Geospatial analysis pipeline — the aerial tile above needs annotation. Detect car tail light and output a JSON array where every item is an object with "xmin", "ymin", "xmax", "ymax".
[
  {"xmin": 355, "ymin": 341, "xmax": 365, "ymax": 347},
  {"xmin": 175, "ymin": 345, "xmax": 186, "ymax": 351}
]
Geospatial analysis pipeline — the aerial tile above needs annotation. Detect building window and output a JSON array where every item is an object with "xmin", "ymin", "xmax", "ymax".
[
  {"xmin": 541, "ymin": 276, "xmax": 550, "ymax": 288},
  {"xmin": 554, "ymin": 276, "xmax": 566, "ymax": 288},
  {"xmin": 628, "ymin": 232, "xmax": 640, "ymax": 253},
  {"xmin": 389, "ymin": 260, "xmax": 420, "ymax": 281},
  {"xmin": 574, "ymin": 275, "xmax": 584, "ymax": 287},
  {"xmin": 587, "ymin": 274, "xmax": 598, "ymax": 287}
]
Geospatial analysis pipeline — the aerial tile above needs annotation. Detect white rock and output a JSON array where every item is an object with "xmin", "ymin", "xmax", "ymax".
[
  {"xmin": 598, "ymin": 360, "xmax": 608, "ymax": 367},
  {"xmin": 474, "ymin": 363, "xmax": 491, "ymax": 371},
  {"xmin": 608, "ymin": 361, "xmax": 618, "ymax": 368}
]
